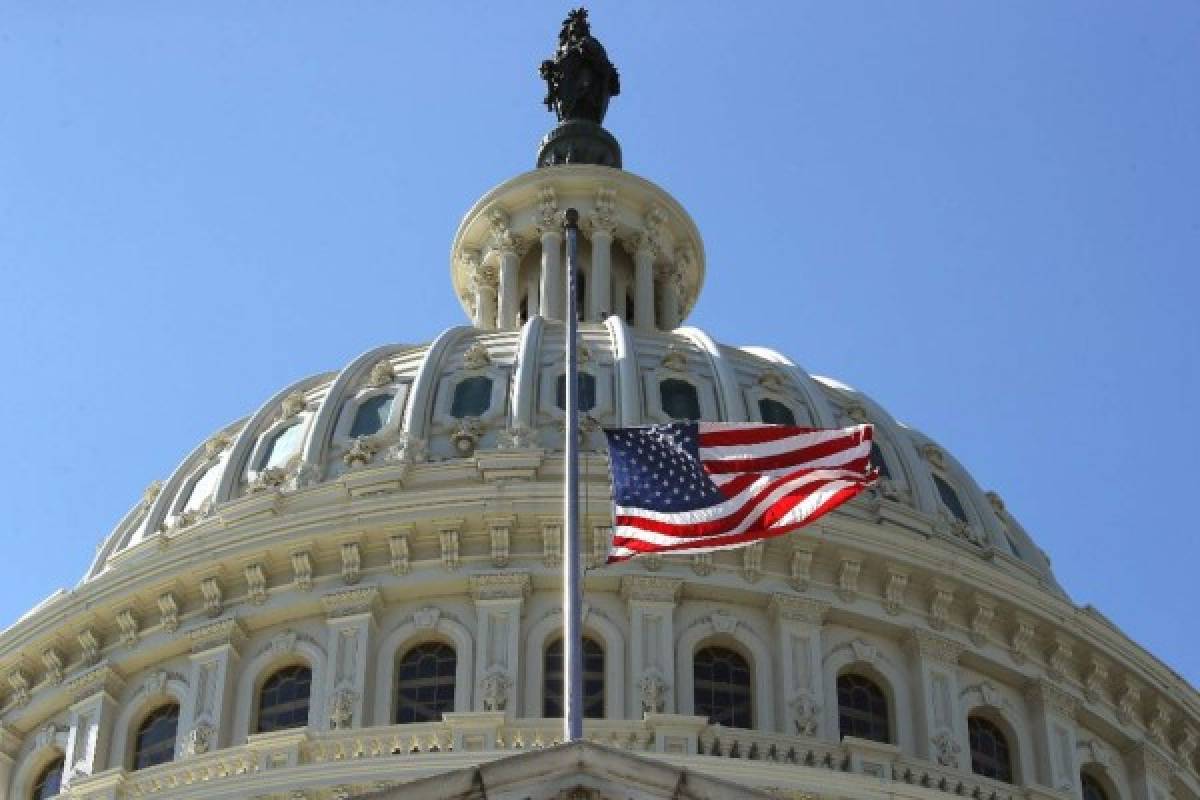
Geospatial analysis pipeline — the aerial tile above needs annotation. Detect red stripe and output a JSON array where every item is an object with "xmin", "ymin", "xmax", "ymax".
[
  {"xmin": 698, "ymin": 424, "xmax": 821, "ymax": 447},
  {"xmin": 702, "ymin": 431, "xmax": 869, "ymax": 474}
]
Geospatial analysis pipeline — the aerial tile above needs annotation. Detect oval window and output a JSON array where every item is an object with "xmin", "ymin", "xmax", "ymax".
[
  {"xmin": 556, "ymin": 373, "xmax": 597, "ymax": 412},
  {"xmin": 660, "ymin": 379, "xmax": 701, "ymax": 421},
  {"xmin": 350, "ymin": 394, "xmax": 392, "ymax": 437},
  {"xmin": 451, "ymin": 376, "xmax": 493, "ymax": 418},
  {"xmin": 758, "ymin": 398, "xmax": 796, "ymax": 426}
]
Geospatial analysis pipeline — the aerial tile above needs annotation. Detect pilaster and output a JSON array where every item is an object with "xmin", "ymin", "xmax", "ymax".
[
  {"xmin": 179, "ymin": 618, "xmax": 246, "ymax": 756},
  {"xmin": 769, "ymin": 594, "xmax": 830, "ymax": 737},
  {"xmin": 620, "ymin": 576, "xmax": 682, "ymax": 718},
  {"xmin": 1024, "ymin": 679, "xmax": 1081, "ymax": 793},
  {"xmin": 904, "ymin": 629, "xmax": 965, "ymax": 769},
  {"xmin": 469, "ymin": 573, "xmax": 531, "ymax": 717},
  {"xmin": 1124, "ymin": 741, "xmax": 1175, "ymax": 800},
  {"xmin": 630, "ymin": 234, "xmax": 656, "ymax": 330},
  {"xmin": 321, "ymin": 585, "xmax": 381, "ymax": 731},
  {"xmin": 61, "ymin": 664, "xmax": 124, "ymax": 787}
]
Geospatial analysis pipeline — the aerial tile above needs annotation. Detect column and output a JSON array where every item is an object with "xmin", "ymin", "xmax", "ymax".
[
  {"xmin": 1024, "ymin": 679, "xmax": 1080, "ymax": 792},
  {"xmin": 61, "ymin": 665, "xmax": 124, "ymax": 787},
  {"xmin": 472, "ymin": 262, "xmax": 498, "ymax": 330},
  {"xmin": 320, "ymin": 586, "xmax": 380, "ymax": 730},
  {"xmin": 904, "ymin": 629, "xmax": 966, "ymax": 769},
  {"xmin": 588, "ymin": 223, "xmax": 614, "ymax": 320},
  {"xmin": 620, "ymin": 576, "xmax": 682, "ymax": 718},
  {"xmin": 0, "ymin": 724, "xmax": 18, "ymax": 800},
  {"xmin": 470, "ymin": 573, "xmax": 531, "ymax": 717},
  {"xmin": 496, "ymin": 246, "xmax": 521, "ymax": 329},
  {"xmin": 179, "ymin": 619, "xmax": 246, "ymax": 756},
  {"xmin": 539, "ymin": 229, "xmax": 564, "ymax": 321},
  {"xmin": 632, "ymin": 236, "xmax": 656, "ymax": 330},
  {"xmin": 657, "ymin": 263, "xmax": 680, "ymax": 330},
  {"xmin": 769, "ymin": 595, "xmax": 830, "ymax": 737}
]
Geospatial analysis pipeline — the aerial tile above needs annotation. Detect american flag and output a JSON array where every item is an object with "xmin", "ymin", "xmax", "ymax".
[{"xmin": 603, "ymin": 422, "xmax": 877, "ymax": 563}]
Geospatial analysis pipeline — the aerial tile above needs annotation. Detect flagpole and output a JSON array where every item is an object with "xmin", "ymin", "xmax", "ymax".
[{"xmin": 562, "ymin": 207, "xmax": 583, "ymax": 742}]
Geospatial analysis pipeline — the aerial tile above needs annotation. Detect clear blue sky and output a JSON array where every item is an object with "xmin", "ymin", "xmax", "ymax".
[{"xmin": 1, "ymin": 3, "xmax": 1197, "ymax": 685}]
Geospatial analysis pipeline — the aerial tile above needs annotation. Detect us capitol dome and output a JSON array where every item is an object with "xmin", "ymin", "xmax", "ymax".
[{"xmin": 1, "ymin": 10, "xmax": 1196, "ymax": 800}]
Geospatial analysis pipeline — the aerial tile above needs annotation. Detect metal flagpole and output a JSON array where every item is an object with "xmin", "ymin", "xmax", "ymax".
[{"xmin": 562, "ymin": 208, "xmax": 583, "ymax": 742}]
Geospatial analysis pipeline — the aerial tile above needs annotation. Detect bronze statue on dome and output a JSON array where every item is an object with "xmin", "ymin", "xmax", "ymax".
[{"xmin": 540, "ymin": 8, "xmax": 621, "ymax": 125}]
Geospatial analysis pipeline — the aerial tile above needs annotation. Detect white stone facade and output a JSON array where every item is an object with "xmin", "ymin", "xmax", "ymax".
[{"xmin": 0, "ymin": 171, "xmax": 1195, "ymax": 800}]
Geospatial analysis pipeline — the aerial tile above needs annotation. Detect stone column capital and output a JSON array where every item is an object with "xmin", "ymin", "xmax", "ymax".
[
  {"xmin": 904, "ymin": 629, "xmax": 964, "ymax": 664},
  {"xmin": 320, "ymin": 585, "xmax": 382, "ymax": 622},
  {"xmin": 469, "ymin": 572, "xmax": 532, "ymax": 603},
  {"xmin": 768, "ymin": 594, "xmax": 830, "ymax": 624},
  {"xmin": 186, "ymin": 618, "xmax": 248, "ymax": 656},
  {"xmin": 1023, "ymin": 678, "xmax": 1080, "ymax": 721},
  {"xmin": 620, "ymin": 575, "xmax": 683, "ymax": 606}
]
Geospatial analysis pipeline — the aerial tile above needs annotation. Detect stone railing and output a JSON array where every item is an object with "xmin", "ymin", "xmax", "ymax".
[{"xmin": 93, "ymin": 715, "xmax": 1034, "ymax": 800}]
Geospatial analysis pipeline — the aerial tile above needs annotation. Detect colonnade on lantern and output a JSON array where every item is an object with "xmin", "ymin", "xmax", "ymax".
[{"xmin": 450, "ymin": 165, "xmax": 706, "ymax": 332}]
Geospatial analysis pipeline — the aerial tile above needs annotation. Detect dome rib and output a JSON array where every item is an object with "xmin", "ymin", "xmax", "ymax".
[
  {"xmin": 677, "ymin": 327, "xmax": 747, "ymax": 422},
  {"xmin": 511, "ymin": 315, "xmax": 545, "ymax": 431},
  {"xmin": 738, "ymin": 346, "xmax": 840, "ymax": 427},
  {"xmin": 402, "ymin": 325, "xmax": 473, "ymax": 443},
  {"xmin": 604, "ymin": 314, "xmax": 641, "ymax": 427}
]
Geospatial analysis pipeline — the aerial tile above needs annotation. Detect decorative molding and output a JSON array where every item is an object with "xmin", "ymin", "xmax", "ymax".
[
  {"xmin": 489, "ymin": 519, "xmax": 511, "ymax": 568},
  {"xmin": 7, "ymin": 667, "xmax": 29, "ymax": 707},
  {"xmin": 388, "ymin": 532, "xmax": 411, "ymax": 576},
  {"xmin": 931, "ymin": 729, "xmax": 961, "ymax": 769},
  {"xmin": 244, "ymin": 563, "xmax": 268, "ymax": 605},
  {"xmin": 769, "ymin": 594, "xmax": 830, "ymax": 625},
  {"xmin": 639, "ymin": 670, "xmax": 668, "ymax": 714},
  {"xmin": 291, "ymin": 550, "xmax": 314, "ymax": 591},
  {"xmin": 462, "ymin": 340, "xmax": 491, "ymax": 369},
  {"xmin": 837, "ymin": 553, "xmax": 861, "ymax": 602},
  {"xmin": 1010, "ymin": 614, "xmax": 1036, "ymax": 664},
  {"xmin": 435, "ymin": 520, "xmax": 462, "ymax": 571},
  {"xmin": 542, "ymin": 520, "xmax": 562, "ymax": 567},
  {"xmin": 969, "ymin": 594, "xmax": 995, "ymax": 645},
  {"xmin": 741, "ymin": 541, "xmax": 764, "ymax": 583},
  {"xmin": 619, "ymin": 575, "xmax": 682, "ymax": 605},
  {"xmin": 158, "ymin": 592, "xmax": 180, "ymax": 632},
  {"xmin": 412, "ymin": 607, "xmax": 441, "ymax": 629},
  {"xmin": 186, "ymin": 618, "xmax": 246, "ymax": 654},
  {"xmin": 1147, "ymin": 697, "xmax": 1173, "ymax": 750},
  {"xmin": 1046, "ymin": 633, "xmax": 1074, "ymax": 682},
  {"xmin": 200, "ymin": 575, "xmax": 223, "ymax": 618},
  {"xmin": 790, "ymin": 544, "xmax": 814, "ymax": 592},
  {"xmin": 1083, "ymin": 654, "xmax": 1109, "ymax": 704},
  {"xmin": 480, "ymin": 669, "xmax": 511, "ymax": 712},
  {"xmin": 883, "ymin": 566, "xmax": 908, "ymax": 616},
  {"xmin": 709, "ymin": 610, "xmax": 739, "ymax": 634},
  {"xmin": 41, "ymin": 648, "xmax": 64, "ymax": 686},
  {"xmin": 906, "ymin": 629, "xmax": 963, "ymax": 664},
  {"xmin": 77, "ymin": 628, "xmax": 100, "ymax": 666},
  {"xmin": 1024, "ymin": 679, "xmax": 1080, "ymax": 721},
  {"xmin": 691, "ymin": 552, "xmax": 713, "ymax": 576},
  {"xmin": 365, "ymin": 359, "xmax": 395, "ymax": 388},
  {"xmin": 1116, "ymin": 675, "xmax": 1142, "ymax": 726},
  {"xmin": 116, "ymin": 608, "xmax": 139, "ymax": 647},
  {"xmin": 470, "ymin": 573, "xmax": 532, "ymax": 602},
  {"xmin": 321, "ymin": 586, "xmax": 380, "ymax": 619},
  {"xmin": 1077, "ymin": 738, "xmax": 1114, "ymax": 770},
  {"xmin": 328, "ymin": 687, "xmax": 358, "ymax": 730},
  {"xmin": 64, "ymin": 662, "xmax": 124, "ymax": 703},
  {"xmin": 281, "ymin": 390, "xmax": 308, "ymax": 419},
  {"xmin": 961, "ymin": 681, "xmax": 1005, "ymax": 711},
  {"xmin": 928, "ymin": 581, "xmax": 954, "ymax": 631}
]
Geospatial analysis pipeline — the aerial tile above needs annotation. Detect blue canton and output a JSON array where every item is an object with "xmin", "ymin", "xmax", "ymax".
[{"xmin": 604, "ymin": 423, "xmax": 725, "ymax": 512}]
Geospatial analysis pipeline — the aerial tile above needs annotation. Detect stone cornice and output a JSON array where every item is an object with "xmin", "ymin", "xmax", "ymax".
[
  {"xmin": 469, "ymin": 573, "xmax": 532, "ymax": 602},
  {"xmin": 620, "ymin": 576, "xmax": 683, "ymax": 605},
  {"xmin": 904, "ymin": 629, "xmax": 963, "ymax": 664},
  {"xmin": 320, "ymin": 585, "xmax": 382, "ymax": 619}
]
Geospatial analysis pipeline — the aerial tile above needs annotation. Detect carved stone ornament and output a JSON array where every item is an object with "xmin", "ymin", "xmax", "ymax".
[
  {"xmin": 410, "ymin": 607, "xmax": 441, "ymax": 630},
  {"xmin": 769, "ymin": 594, "xmax": 830, "ymax": 624},
  {"xmin": 837, "ymin": 555, "xmax": 861, "ymax": 602},
  {"xmin": 1077, "ymin": 738, "xmax": 1114, "ymax": 770},
  {"xmin": 986, "ymin": 491, "xmax": 1006, "ymax": 516},
  {"xmin": 183, "ymin": 723, "xmax": 215, "ymax": 756},
  {"xmin": 931, "ymin": 729, "xmax": 962, "ymax": 768},
  {"xmin": 343, "ymin": 437, "xmax": 378, "ymax": 468},
  {"xmin": 470, "ymin": 572, "xmax": 532, "ymax": 602},
  {"xmin": 462, "ymin": 341, "xmax": 491, "ymax": 369},
  {"xmin": 966, "ymin": 681, "xmax": 1003, "ymax": 710},
  {"xmin": 365, "ymin": 360, "xmax": 395, "ymax": 388},
  {"xmin": 691, "ymin": 552, "xmax": 713, "ymax": 576},
  {"xmin": 1176, "ymin": 726, "xmax": 1198, "ymax": 765},
  {"xmin": 928, "ymin": 583, "xmax": 954, "ymax": 631},
  {"xmin": 141, "ymin": 480, "xmax": 164, "ymax": 508},
  {"xmin": 203, "ymin": 431, "xmax": 232, "ymax": 460},
  {"xmin": 291, "ymin": 551, "xmax": 314, "ymax": 591},
  {"xmin": 496, "ymin": 423, "xmax": 537, "ymax": 450},
  {"xmin": 384, "ymin": 432, "xmax": 427, "ymax": 465},
  {"xmin": 1083, "ymin": 656, "xmax": 1109, "ymax": 704},
  {"xmin": 1148, "ymin": 699, "xmax": 1173, "ymax": 749},
  {"xmin": 619, "ymin": 575, "xmax": 682, "ymax": 605},
  {"xmin": 41, "ymin": 648, "xmax": 64, "ymax": 687},
  {"xmin": 922, "ymin": 443, "xmax": 946, "ymax": 469},
  {"xmin": 883, "ymin": 569, "xmax": 909, "ymax": 616},
  {"xmin": 158, "ymin": 592, "xmax": 180, "ymax": 632},
  {"xmin": 1010, "ymin": 615, "xmax": 1036, "ymax": 664},
  {"xmin": 248, "ymin": 465, "xmax": 289, "ymax": 493},
  {"xmin": 638, "ymin": 670, "xmax": 668, "ymax": 714},
  {"xmin": 790, "ymin": 544, "xmax": 814, "ymax": 592},
  {"xmin": 849, "ymin": 639, "xmax": 880, "ymax": 666},
  {"xmin": 281, "ymin": 390, "xmax": 308, "ymax": 419},
  {"xmin": 480, "ymin": 670, "xmax": 511, "ymax": 712},
  {"xmin": 141, "ymin": 669, "xmax": 170, "ymax": 698},
  {"xmin": 969, "ymin": 596, "xmax": 995, "ymax": 645},
  {"xmin": 77, "ymin": 628, "xmax": 100, "ymax": 666},
  {"xmin": 741, "ymin": 541, "xmax": 764, "ymax": 583},
  {"xmin": 8, "ymin": 668, "xmax": 30, "ymax": 708},
  {"xmin": 328, "ymin": 688, "xmax": 357, "ymax": 730},
  {"xmin": 1116, "ymin": 678, "xmax": 1141, "ymax": 725},
  {"xmin": 268, "ymin": 630, "xmax": 299, "ymax": 658},
  {"xmin": 908, "ymin": 629, "xmax": 963, "ymax": 664},
  {"xmin": 389, "ymin": 534, "xmax": 411, "ymax": 576},
  {"xmin": 321, "ymin": 586, "xmax": 380, "ymax": 619},
  {"xmin": 789, "ymin": 690, "xmax": 821, "ymax": 736},
  {"xmin": 659, "ymin": 345, "xmax": 688, "ymax": 372},
  {"xmin": 709, "ymin": 610, "xmax": 739, "ymax": 634},
  {"xmin": 451, "ymin": 416, "xmax": 484, "ymax": 457}
]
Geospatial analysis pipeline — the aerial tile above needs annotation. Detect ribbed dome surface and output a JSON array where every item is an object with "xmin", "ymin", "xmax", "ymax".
[{"xmin": 87, "ymin": 318, "xmax": 1058, "ymax": 592}]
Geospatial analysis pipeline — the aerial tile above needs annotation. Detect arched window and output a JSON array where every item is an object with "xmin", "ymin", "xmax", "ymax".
[
  {"xmin": 1082, "ymin": 772, "xmax": 1111, "ymax": 800},
  {"xmin": 258, "ymin": 423, "xmax": 304, "ymax": 472},
  {"xmin": 869, "ymin": 442, "xmax": 892, "ymax": 480},
  {"xmin": 693, "ymin": 646, "xmax": 753, "ymax": 728},
  {"xmin": 758, "ymin": 398, "xmax": 796, "ymax": 426},
  {"xmin": 349, "ymin": 394, "xmax": 392, "ymax": 438},
  {"xmin": 131, "ymin": 704, "xmax": 179, "ymax": 770},
  {"xmin": 395, "ymin": 643, "xmax": 457, "ymax": 723},
  {"xmin": 837, "ymin": 673, "xmax": 890, "ymax": 743},
  {"xmin": 256, "ymin": 665, "xmax": 312, "ymax": 733},
  {"xmin": 660, "ymin": 379, "xmax": 701, "ymax": 421},
  {"xmin": 31, "ymin": 757, "xmax": 63, "ymax": 800},
  {"xmin": 933, "ymin": 474, "xmax": 969, "ymax": 524},
  {"xmin": 544, "ymin": 637, "xmax": 604, "ymax": 718},
  {"xmin": 556, "ymin": 373, "xmax": 597, "ymax": 412},
  {"xmin": 968, "ymin": 716, "xmax": 1014, "ymax": 783},
  {"xmin": 451, "ymin": 376, "xmax": 493, "ymax": 418}
]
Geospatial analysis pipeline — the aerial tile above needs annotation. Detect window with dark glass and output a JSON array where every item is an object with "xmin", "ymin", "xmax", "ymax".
[
  {"xmin": 32, "ymin": 757, "xmax": 64, "ymax": 800},
  {"xmin": 758, "ymin": 398, "xmax": 796, "ymax": 426},
  {"xmin": 544, "ymin": 637, "xmax": 604, "ymax": 718},
  {"xmin": 256, "ymin": 665, "xmax": 312, "ymax": 733},
  {"xmin": 350, "ymin": 393, "xmax": 392, "ymax": 438},
  {"xmin": 869, "ymin": 442, "xmax": 892, "ymax": 480},
  {"xmin": 131, "ymin": 704, "xmax": 179, "ymax": 770},
  {"xmin": 660, "ymin": 379, "xmax": 701, "ymax": 421},
  {"xmin": 450, "ymin": 376, "xmax": 493, "ymax": 418},
  {"xmin": 968, "ymin": 716, "xmax": 1014, "ymax": 783},
  {"xmin": 1082, "ymin": 773, "xmax": 1110, "ymax": 800},
  {"xmin": 837, "ymin": 673, "xmax": 890, "ymax": 743},
  {"xmin": 555, "ymin": 373, "xmax": 597, "ymax": 412},
  {"xmin": 257, "ymin": 423, "xmax": 304, "ymax": 471},
  {"xmin": 933, "ymin": 474, "xmax": 969, "ymax": 523},
  {"xmin": 693, "ymin": 646, "xmax": 753, "ymax": 728},
  {"xmin": 395, "ymin": 643, "xmax": 457, "ymax": 723}
]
